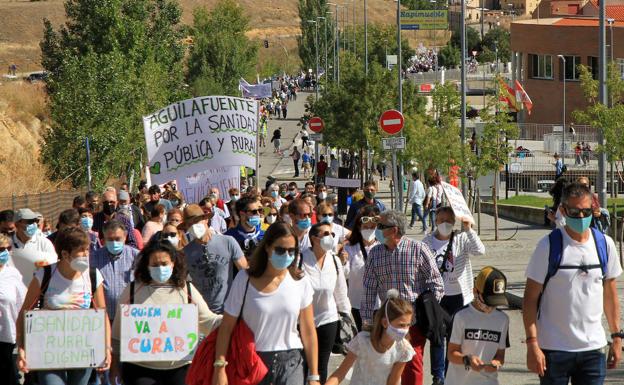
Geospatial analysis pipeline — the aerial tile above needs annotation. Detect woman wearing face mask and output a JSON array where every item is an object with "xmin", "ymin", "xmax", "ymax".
[
  {"xmin": 343, "ymin": 205, "xmax": 381, "ymax": 331},
  {"xmin": 213, "ymin": 222, "xmax": 320, "ymax": 385},
  {"xmin": 315, "ymin": 203, "xmax": 350, "ymax": 254},
  {"xmin": 154, "ymin": 225, "xmax": 182, "ymax": 250},
  {"xmin": 0, "ymin": 234, "xmax": 26, "ymax": 385},
  {"xmin": 264, "ymin": 207, "xmax": 279, "ymax": 229},
  {"xmin": 142, "ymin": 204, "xmax": 165, "ymax": 243},
  {"xmin": 421, "ymin": 206, "xmax": 485, "ymax": 384},
  {"xmin": 299, "ymin": 223, "xmax": 351, "ymax": 384},
  {"xmin": 16, "ymin": 227, "xmax": 111, "ymax": 385},
  {"xmin": 78, "ymin": 208, "xmax": 102, "ymax": 253},
  {"xmin": 325, "ymin": 289, "xmax": 415, "ymax": 385},
  {"xmin": 111, "ymin": 240, "xmax": 221, "ymax": 385}
]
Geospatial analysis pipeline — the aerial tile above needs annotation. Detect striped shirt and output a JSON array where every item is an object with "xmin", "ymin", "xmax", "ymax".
[
  {"xmin": 90, "ymin": 245, "xmax": 139, "ymax": 320},
  {"xmin": 361, "ymin": 237, "xmax": 444, "ymax": 324}
]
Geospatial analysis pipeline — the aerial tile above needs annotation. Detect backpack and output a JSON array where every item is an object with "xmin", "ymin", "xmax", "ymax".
[
  {"xmin": 538, "ymin": 227, "xmax": 608, "ymax": 316},
  {"xmin": 37, "ymin": 265, "xmax": 97, "ymax": 309}
]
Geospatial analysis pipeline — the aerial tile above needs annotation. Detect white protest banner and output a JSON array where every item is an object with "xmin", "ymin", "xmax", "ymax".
[
  {"xmin": 177, "ymin": 166, "xmax": 240, "ymax": 204},
  {"xmin": 143, "ymin": 96, "xmax": 258, "ymax": 185},
  {"xmin": 441, "ymin": 181, "xmax": 475, "ymax": 225},
  {"xmin": 24, "ymin": 309, "xmax": 106, "ymax": 370},
  {"xmin": 119, "ymin": 304, "xmax": 198, "ymax": 362},
  {"xmin": 325, "ymin": 177, "xmax": 360, "ymax": 189}
]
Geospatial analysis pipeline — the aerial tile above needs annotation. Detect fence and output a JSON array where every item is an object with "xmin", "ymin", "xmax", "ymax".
[
  {"xmin": 516, "ymin": 123, "xmax": 597, "ymax": 142},
  {"xmin": 0, "ymin": 189, "xmax": 87, "ymax": 227}
]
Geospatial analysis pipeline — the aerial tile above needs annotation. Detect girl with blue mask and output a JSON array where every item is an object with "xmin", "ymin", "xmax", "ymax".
[{"xmin": 213, "ymin": 222, "xmax": 321, "ymax": 385}]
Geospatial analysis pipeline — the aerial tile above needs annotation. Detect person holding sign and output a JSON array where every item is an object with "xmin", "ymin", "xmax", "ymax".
[
  {"xmin": 0, "ymin": 233, "xmax": 26, "ymax": 385},
  {"xmin": 16, "ymin": 227, "xmax": 111, "ymax": 385},
  {"xmin": 213, "ymin": 222, "xmax": 320, "ymax": 385},
  {"xmin": 422, "ymin": 206, "xmax": 485, "ymax": 385},
  {"xmin": 112, "ymin": 239, "xmax": 222, "ymax": 385}
]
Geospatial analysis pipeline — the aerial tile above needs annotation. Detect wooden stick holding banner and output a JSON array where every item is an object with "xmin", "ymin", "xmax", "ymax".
[
  {"xmin": 119, "ymin": 304, "xmax": 198, "ymax": 362},
  {"xmin": 442, "ymin": 181, "xmax": 475, "ymax": 225},
  {"xmin": 24, "ymin": 309, "xmax": 107, "ymax": 370}
]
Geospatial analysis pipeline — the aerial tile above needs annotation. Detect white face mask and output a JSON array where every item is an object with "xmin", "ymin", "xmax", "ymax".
[
  {"xmin": 283, "ymin": 215, "xmax": 292, "ymax": 225},
  {"xmin": 189, "ymin": 222, "xmax": 206, "ymax": 240},
  {"xmin": 266, "ymin": 215, "xmax": 277, "ymax": 224},
  {"xmin": 165, "ymin": 236, "xmax": 179, "ymax": 248},
  {"xmin": 436, "ymin": 222, "xmax": 454, "ymax": 237},
  {"xmin": 361, "ymin": 229, "xmax": 376, "ymax": 242},
  {"xmin": 318, "ymin": 192, "xmax": 327, "ymax": 200},
  {"xmin": 70, "ymin": 256, "xmax": 89, "ymax": 273},
  {"xmin": 320, "ymin": 235, "xmax": 334, "ymax": 251}
]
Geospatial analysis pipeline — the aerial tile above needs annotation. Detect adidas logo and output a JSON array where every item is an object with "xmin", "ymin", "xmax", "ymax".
[{"xmin": 464, "ymin": 329, "xmax": 501, "ymax": 343}]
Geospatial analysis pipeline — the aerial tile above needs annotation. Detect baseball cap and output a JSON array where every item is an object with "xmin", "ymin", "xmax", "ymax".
[
  {"xmin": 183, "ymin": 204, "xmax": 205, "ymax": 222},
  {"xmin": 118, "ymin": 190, "xmax": 130, "ymax": 202},
  {"xmin": 15, "ymin": 208, "xmax": 39, "ymax": 221},
  {"xmin": 474, "ymin": 266, "xmax": 508, "ymax": 307}
]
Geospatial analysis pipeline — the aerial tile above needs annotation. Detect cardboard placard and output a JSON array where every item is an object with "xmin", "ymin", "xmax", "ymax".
[{"xmin": 441, "ymin": 181, "xmax": 475, "ymax": 225}]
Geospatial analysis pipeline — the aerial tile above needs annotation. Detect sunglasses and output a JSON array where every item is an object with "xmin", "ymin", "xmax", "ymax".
[
  {"xmin": 274, "ymin": 246, "xmax": 297, "ymax": 256},
  {"xmin": 376, "ymin": 223, "xmax": 396, "ymax": 230},
  {"xmin": 297, "ymin": 212, "xmax": 313, "ymax": 218},
  {"xmin": 0, "ymin": 246, "xmax": 11, "ymax": 252},
  {"xmin": 25, "ymin": 219, "xmax": 39, "ymax": 225},
  {"xmin": 245, "ymin": 209, "xmax": 263, "ymax": 215},
  {"xmin": 162, "ymin": 232, "xmax": 177, "ymax": 238},
  {"xmin": 315, "ymin": 231, "xmax": 336, "ymax": 238},
  {"xmin": 564, "ymin": 206, "xmax": 593, "ymax": 218},
  {"xmin": 320, "ymin": 213, "xmax": 334, "ymax": 217},
  {"xmin": 360, "ymin": 216, "xmax": 379, "ymax": 224},
  {"xmin": 103, "ymin": 201, "xmax": 116, "ymax": 205}
]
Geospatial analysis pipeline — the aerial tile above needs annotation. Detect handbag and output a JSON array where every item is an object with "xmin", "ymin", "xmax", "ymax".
[
  {"xmin": 329, "ymin": 254, "xmax": 358, "ymax": 355},
  {"xmin": 186, "ymin": 278, "xmax": 268, "ymax": 385}
]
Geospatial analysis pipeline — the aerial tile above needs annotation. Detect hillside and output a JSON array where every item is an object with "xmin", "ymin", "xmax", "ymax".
[{"xmin": 0, "ymin": 0, "xmax": 407, "ymax": 73}]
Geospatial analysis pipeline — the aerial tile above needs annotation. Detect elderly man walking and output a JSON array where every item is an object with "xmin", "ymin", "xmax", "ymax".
[{"xmin": 361, "ymin": 210, "xmax": 444, "ymax": 385}]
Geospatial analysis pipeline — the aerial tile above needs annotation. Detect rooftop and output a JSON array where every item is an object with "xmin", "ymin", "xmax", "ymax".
[{"xmin": 513, "ymin": 16, "xmax": 624, "ymax": 26}]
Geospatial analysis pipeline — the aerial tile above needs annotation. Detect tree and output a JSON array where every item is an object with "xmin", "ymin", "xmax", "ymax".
[
  {"xmin": 41, "ymin": 0, "xmax": 187, "ymax": 188},
  {"xmin": 450, "ymin": 27, "xmax": 480, "ymax": 55},
  {"xmin": 357, "ymin": 24, "xmax": 413, "ymax": 70},
  {"xmin": 479, "ymin": 27, "xmax": 511, "ymax": 64},
  {"xmin": 403, "ymin": 0, "xmax": 448, "ymax": 9},
  {"xmin": 298, "ymin": 0, "xmax": 334, "ymax": 72},
  {"xmin": 187, "ymin": 0, "xmax": 258, "ymax": 96},
  {"xmin": 438, "ymin": 44, "xmax": 460, "ymax": 69}
]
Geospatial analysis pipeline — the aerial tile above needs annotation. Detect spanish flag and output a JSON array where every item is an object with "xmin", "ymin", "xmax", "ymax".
[
  {"xmin": 514, "ymin": 80, "xmax": 533, "ymax": 115},
  {"xmin": 498, "ymin": 78, "xmax": 520, "ymax": 112}
]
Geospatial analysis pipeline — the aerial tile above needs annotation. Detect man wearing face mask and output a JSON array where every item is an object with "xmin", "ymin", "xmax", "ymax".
[
  {"xmin": 422, "ymin": 207, "xmax": 486, "ymax": 385},
  {"xmin": 0, "ymin": 210, "xmax": 16, "ymax": 237},
  {"xmin": 288, "ymin": 199, "xmax": 314, "ymax": 250},
  {"xmin": 345, "ymin": 181, "xmax": 386, "ymax": 229},
  {"xmin": 362, "ymin": 210, "xmax": 443, "ymax": 385},
  {"xmin": 184, "ymin": 204, "xmax": 247, "ymax": 314},
  {"xmin": 224, "ymin": 197, "xmax": 265, "ymax": 259},
  {"xmin": 143, "ymin": 185, "xmax": 173, "ymax": 218},
  {"xmin": 523, "ymin": 182, "xmax": 622, "ymax": 384},
  {"xmin": 10, "ymin": 208, "xmax": 58, "ymax": 286},
  {"xmin": 285, "ymin": 182, "xmax": 300, "ymax": 201},
  {"xmin": 315, "ymin": 183, "xmax": 328, "ymax": 206},
  {"xmin": 93, "ymin": 190, "xmax": 118, "ymax": 239},
  {"xmin": 90, "ymin": 220, "xmax": 138, "ymax": 321},
  {"xmin": 118, "ymin": 190, "xmax": 145, "ymax": 231},
  {"xmin": 209, "ymin": 187, "xmax": 230, "ymax": 220}
]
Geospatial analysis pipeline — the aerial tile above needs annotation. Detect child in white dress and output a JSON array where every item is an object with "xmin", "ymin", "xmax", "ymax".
[{"xmin": 326, "ymin": 289, "xmax": 415, "ymax": 385}]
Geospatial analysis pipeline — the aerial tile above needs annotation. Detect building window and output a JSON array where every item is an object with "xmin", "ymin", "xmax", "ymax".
[
  {"xmin": 563, "ymin": 55, "xmax": 581, "ymax": 80},
  {"xmin": 588, "ymin": 56, "xmax": 598, "ymax": 80},
  {"xmin": 530, "ymin": 54, "xmax": 553, "ymax": 79}
]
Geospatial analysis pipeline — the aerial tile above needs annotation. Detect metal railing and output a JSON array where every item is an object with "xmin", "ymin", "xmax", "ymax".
[
  {"xmin": 0, "ymin": 189, "xmax": 87, "ymax": 227},
  {"xmin": 516, "ymin": 124, "xmax": 597, "ymax": 142}
]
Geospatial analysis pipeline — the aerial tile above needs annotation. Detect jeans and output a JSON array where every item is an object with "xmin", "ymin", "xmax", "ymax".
[
  {"xmin": 258, "ymin": 349, "xmax": 304, "ymax": 385},
  {"xmin": 402, "ymin": 324, "xmax": 427, "ymax": 385},
  {"xmin": 427, "ymin": 208, "xmax": 437, "ymax": 232},
  {"xmin": 293, "ymin": 159, "xmax": 299, "ymax": 177},
  {"xmin": 410, "ymin": 203, "xmax": 427, "ymax": 230},
  {"xmin": 38, "ymin": 368, "xmax": 93, "ymax": 385},
  {"xmin": 540, "ymin": 349, "xmax": 606, "ymax": 385},
  {"xmin": 429, "ymin": 294, "xmax": 465, "ymax": 381},
  {"xmin": 303, "ymin": 321, "xmax": 338, "ymax": 384},
  {"xmin": 0, "ymin": 342, "xmax": 19, "ymax": 385}
]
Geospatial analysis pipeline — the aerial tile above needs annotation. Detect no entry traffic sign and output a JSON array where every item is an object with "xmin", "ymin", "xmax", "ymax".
[
  {"xmin": 379, "ymin": 110, "xmax": 404, "ymax": 135},
  {"xmin": 309, "ymin": 117, "xmax": 324, "ymax": 133}
]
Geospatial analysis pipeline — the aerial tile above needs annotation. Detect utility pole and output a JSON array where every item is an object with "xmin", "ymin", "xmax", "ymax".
[
  {"xmin": 307, "ymin": 20, "xmax": 319, "ymax": 100},
  {"xmin": 395, "ymin": 0, "xmax": 404, "ymax": 211},
  {"xmin": 364, "ymin": 0, "xmax": 368, "ymax": 74},
  {"xmin": 558, "ymin": 55, "xmax": 566, "ymax": 167},
  {"xmin": 460, "ymin": 0, "xmax": 467, "ymax": 197},
  {"xmin": 318, "ymin": 16, "xmax": 327, "ymax": 90},
  {"xmin": 598, "ymin": 0, "xmax": 607, "ymax": 206}
]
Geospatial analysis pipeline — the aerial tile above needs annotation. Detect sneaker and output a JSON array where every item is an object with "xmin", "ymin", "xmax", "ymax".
[{"xmin": 432, "ymin": 377, "xmax": 444, "ymax": 385}]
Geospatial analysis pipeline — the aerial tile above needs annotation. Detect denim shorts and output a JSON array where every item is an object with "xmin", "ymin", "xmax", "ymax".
[{"xmin": 257, "ymin": 349, "xmax": 304, "ymax": 385}]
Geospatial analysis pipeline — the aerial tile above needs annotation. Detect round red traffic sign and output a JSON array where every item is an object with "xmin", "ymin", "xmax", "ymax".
[
  {"xmin": 309, "ymin": 117, "xmax": 324, "ymax": 133},
  {"xmin": 379, "ymin": 109, "xmax": 404, "ymax": 135}
]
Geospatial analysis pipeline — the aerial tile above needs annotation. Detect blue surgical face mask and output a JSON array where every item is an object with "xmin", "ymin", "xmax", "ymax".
[
  {"xmin": 270, "ymin": 251, "xmax": 295, "ymax": 270},
  {"xmin": 297, "ymin": 217, "xmax": 312, "ymax": 231},
  {"xmin": 248, "ymin": 215, "xmax": 262, "ymax": 228},
  {"xmin": 105, "ymin": 240, "xmax": 124, "ymax": 255},
  {"xmin": 25, "ymin": 223, "xmax": 38, "ymax": 237},
  {"xmin": 375, "ymin": 228, "xmax": 387, "ymax": 245},
  {"xmin": 321, "ymin": 215, "xmax": 334, "ymax": 224},
  {"xmin": 566, "ymin": 215, "xmax": 592, "ymax": 234},
  {"xmin": 289, "ymin": 191, "xmax": 297, "ymax": 197},
  {"xmin": 0, "ymin": 250, "xmax": 9, "ymax": 265},
  {"xmin": 149, "ymin": 265, "xmax": 173, "ymax": 283},
  {"xmin": 271, "ymin": 191, "xmax": 279, "ymax": 199},
  {"xmin": 80, "ymin": 217, "xmax": 93, "ymax": 231}
]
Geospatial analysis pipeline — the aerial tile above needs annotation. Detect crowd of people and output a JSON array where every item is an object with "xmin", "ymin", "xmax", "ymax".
[{"xmin": 406, "ymin": 50, "xmax": 438, "ymax": 74}]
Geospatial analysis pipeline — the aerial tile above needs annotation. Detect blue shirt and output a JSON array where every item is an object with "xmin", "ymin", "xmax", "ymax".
[
  {"xmin": 224, "ymin": 224, "xmax": 265, "ymax": 258},
  {"xmin": 555, "ymin": 159, "xmax": 563, "ymax": 176},
  {"xmin": 90, "ymin": 245, "xmax": 139, "ymax": 320}
]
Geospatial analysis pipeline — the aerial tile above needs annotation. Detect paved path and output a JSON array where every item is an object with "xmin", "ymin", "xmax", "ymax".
[{"xmin": 258, "ymin": 91, "xmax": 624, "ymax": 384}]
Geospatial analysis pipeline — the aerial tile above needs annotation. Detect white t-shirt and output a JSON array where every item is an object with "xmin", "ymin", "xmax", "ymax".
[
  {"xmin": 300, "ymin": 249, "xmax": 350, "ymax": 327},
  {"xmin": 11, "ymin": 233, "xmax": 58, "ymax": 286},
  {"xmin": 343, "ymin": 242, "xmax": 379, "ymax": 310},
  {"xmin": 346, "ymin": 331, "xmax": 415, "ymax": 385},
  {"xmin": 0, "ymin": 266, "xmax": 26, "ymax": 343},
  {"xmin": 446, "ymin": 305, "xmax": 510, "ymax": 385},
  {"xmin": 331, "ymin": 223, "xmax": 349, "ymax": 252},
  {"xmin": 224, "ymin": 270, "xmax": 313, "ymax": 352},
  {"xmin": 33, "ymin": 264, "xmax": 104, "ymax": 310},
  {"xmin": 526, "ymin": 229, "xmax": 622, "ymax": 351}
]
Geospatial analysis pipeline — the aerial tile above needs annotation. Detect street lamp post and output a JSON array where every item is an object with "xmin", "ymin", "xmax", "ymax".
[
  {"xmin": 384, "ymin": 39, "xmax": 388, "ymax": 69},
  {"xmin": 364, "ymin": 0, "xmax": 368, "ymax": 74},
  {"xmin": 318, "ymin": 16, "xmax": 327, "ymax": 90},
  {"xmin": 308, "ymin": 20, "xmax": 319, "ymax": 100},
  {"xmin": 558, "ymin": 54, "xmax": 566, "ymax": 167},
  {"xmin": 395, "ymin": 0, "xmax": 404, "ymax": 211}
]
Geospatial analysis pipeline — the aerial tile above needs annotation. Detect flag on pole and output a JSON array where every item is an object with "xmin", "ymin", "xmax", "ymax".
[
  {"xmin": 498, "ymin": 78, "xmax": 520, "ymax": 112},
  {"xmin": 514, "ymin": 80, "xmax": 533, "ymax": 115}
]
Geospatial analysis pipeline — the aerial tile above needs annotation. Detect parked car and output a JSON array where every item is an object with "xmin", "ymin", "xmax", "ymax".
[{"xmin": 26, "ymin": 71, "xmax": 48, "ymax": 83}]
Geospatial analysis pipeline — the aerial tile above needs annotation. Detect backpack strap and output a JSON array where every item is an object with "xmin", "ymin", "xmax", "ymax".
[
  {"xmin": 358, "ymin": 241, "xmax": 368, "ymax": 261},
  {"xmin": 36, "ymin": 265, "xmax": 53, "ymax": 310},
  {"xmin": 129, "ymin": 281, "xmax": 135, "ymax": 305},
  {"xmin": 89, "ymin": 267, "xmax": 97, "ymax": 309},
  {"xmin": 591, "ymin": 227, "xmax": 608, "ymax": 277},
  {"xmin": 186, "ymin": 281, "xmax": 193, "ymax": 304}
]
